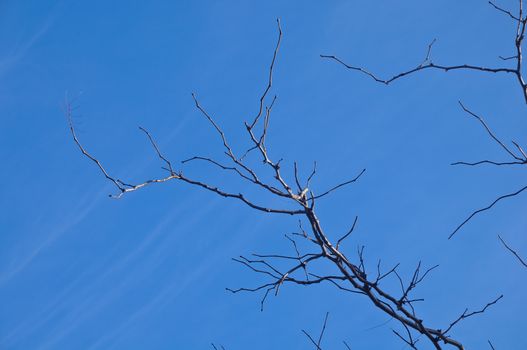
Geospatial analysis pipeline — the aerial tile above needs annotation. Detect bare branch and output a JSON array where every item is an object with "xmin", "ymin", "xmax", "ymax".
[
  {"xmin": 450, "ymin": 184, "xmax": 527, "ymax": 239},
  {"xmin": 302, "ymin": 312, "xmax": 330, "ymax": 350},
  {"xmin": 451, "ymin": 160, "xmax": 526, "ymax": 166},
  {"xmin": 317, "ymin": 312, "xmax": 330, "ymax": 349},
  {"xmin": 498, "ymin": 234, "xmax": 527, "ymax": 268},
  {"xmin": 66, "ymin": 101, "xmax": 127, "ymax": 196},
  {"xmin": 488, "ymin": 340, "xmax": 496, "ymax": 350},
  {"xmin": 138, "ymin": 126, "xmax": 175, "ymax": 174},
  {"xmin": 337, "ymin": 216, "xmax": 358, "ymax": 249},
  {"xmin": 489, "ymin": 1, "xmax": 521, "ymax": 21},
  {"xmin": 312, "ymin": 168, "xmax": 366, "ymax": 200},
  {"xmin": 443, "ymin": 295, "xmax": 503, "ymax": 335},
  {"xmin": 457, "ymin": 102, "xmax": 525, "ymax": 162},
  {"xmin": 248, "ymin": 18, "xmax": 282, "ymax": 129},
  {"xmin": 322, "ymin": 8, "xmax": 527, "ymax": 103},
  {"xmin": 499, "ymin": 54, "xmax": 519, "ymax": 61},
  {"xmin": 321, "ymin": 54, "xmax": 516, "ymax": 84},
  {"xmin": 67, "ymin": 19, "xmax": 494, "ymax": 350},
  {"xmin": 392, "ymin": 323, "xmax": 419, "ymax": 350}
]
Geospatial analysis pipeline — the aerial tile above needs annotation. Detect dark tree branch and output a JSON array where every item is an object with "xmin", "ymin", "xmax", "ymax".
[
  {"xmin": 139, "ymin": 126, "xmax": 175, "ymax": 174},
  {"xmin": 336, "ymin": 216, "xmax": 358, "ymax": 249},
  {"xmin": 323, "ymin": 2, "xmax": 527, "ymax": 103},
  {"xmin": 302, "ymin": 312, "xmax": 330, "ymax": 350},
  {"xmin": 498, "ymin": 234, "xmax": 527, "ymax": 268},
  {"xmin": 67, "ymin": 19, "xmax": 500, "ymax": 350},
  {"xmin": 443, "ymin": 295, "xmax": 503, "ymax": 335},
  {"xmin": 450, "ymin": 184, "xmax": 527, "ymax": 239},
  {"xmin": 489, "ymin": 1, "xmax": 521, "ymax": 21},
  {"xmin": 311, "ymin": 169, "xmax": 366, "ymax": 200},
  {"xmin": 323, "ymin": 2, "xmax": 527, "ymax": 239},
  {"xmin": 488, "ymin": 340, "xmax": 496, "ymax": 350},
  {"xmin": 392, "ymin": 322, "xmax": 419, "ymax": 350},
  {"xmin": 321, "ymin": 53, "xmax": 517, "ymax": 88},
  {"xmin": 456, "ymin": 102, "xmax": 525, "ymax": 162}
]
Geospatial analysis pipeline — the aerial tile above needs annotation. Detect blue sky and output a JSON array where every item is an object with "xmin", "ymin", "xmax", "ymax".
[{"xmin": 1, "ymin": 1, "xmax": 526, "ymax": 349}]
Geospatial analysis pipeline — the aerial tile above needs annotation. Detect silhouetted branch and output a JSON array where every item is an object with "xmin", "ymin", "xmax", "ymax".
[
  {"xmin": 454, "ymin": 102, "xmax": 526, "ymax": 164},
  {"xmin": 311, "ymin": 169, "xmax": 366, "ymax": 200},
  {"xmin": 488, "ymin": 339, "xmax": 497, "ymax": 350},
  {"xmin": 323, "ymin": 2, "xmax": 527, "ymax": 103},
  {"xmin": 498, "ymin": 234, "xmax": 527, "ymax": 268},
  {"xmin": 450, "ymin": 184, "xmax": 527, "ymax": 239},
  {"xmin": 139, "ymin": 126, "xmax": 175, "ymax": 174},
  {"xmin": 489, "ymin": 1, "xmax": 521, "ymax": 21},
  {"xmin": 392, "ymin": 322, "xmax": 419, "ymax": 350},
  {"xmin": 443, "ymin": 295, "xmax": 503, "ymax": 335},
  {"xmin": 322, "ymin": 2, "xmax": 527, "ymax": 241},
  {"xmin": 302, "ymin": 312, "xmax": 329, "ymax": 350},
  {"xmin": 67, "ymin": 19, "xmax": 501, "ymax": 350},
  {"xmin": 336, "ymin": 216, "xmax": 358, "ymax": 249}
]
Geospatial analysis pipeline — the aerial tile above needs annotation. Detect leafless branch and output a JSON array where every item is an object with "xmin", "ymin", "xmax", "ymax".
[
  {"xmin": 498, "ymin": 234, "xmax": 527, "ymax": 268},
  {"xmin": 323, "ymin": 2, "xmax": 527, "ymax": 103},
  {"xmin": 302, "ymin": 312, "xmax": 330, "ymax": 350},
  {"xmin": 311, "ymin": 169, "xmax": 366, "ymax": 200},
  {"xmin": 392, "ymin": 322, "xmax": 419, "ymax": 350},
  {"xmin": 321, "ymin": 53, "xmax": 518, "ymax": 92},
  {"xmin": 323, "ymin": 2, "xmax": 527, "ymax": 241},
  {"xmin": 450, "ymin": 184, "xmax": 527, "ymax": 239},
  {"xmin": 455, "ymin": 102, "xmax": 526, "ymax": 163},
  {"xmin": 443, "ymin": 295, "xmax": 503, "ymax": 335},
  {"xmin": 66, "ymin": 101, "xmax": 128, "ymax": 196},
  {"xmin": 139, "ymin": 126, "xmax": 175, "ymax": 174},
  {"xmin": 67, "ymin": 19, "xmax": 502, "ymax": 350},
  {"xmin": 489, "ymin": 1, "xmax": 521, "ymax": 21},
  {"xmin": 336, "ymin": 216, "xmax": 358, "ymax": 249},
  {"xmin": 488, "ymin": 340, "xmax": 496, "ymax": 350}
]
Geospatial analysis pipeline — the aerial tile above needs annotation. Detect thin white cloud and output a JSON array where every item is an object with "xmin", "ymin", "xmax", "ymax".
[
  {"xmin": 0, "ymin": 184, "xmax": 109, "ymax": 286},
  {"xmin": 32, "ymin": 196, "xmax": 220, "ymax": 350},
  {"xmin": 0, "ymin": 3, "xmax": 59, "ymax": 78},
  {"xmin": 1, "ymin": 116, "xmax": 192, "ymax": 348},
  {"xmin": 90, "ymin": 215, "xmax": 271, "ymax": 350},
  {"xmin": 0, "ymin": 114, "xmax": 190, "ymax": 285}
]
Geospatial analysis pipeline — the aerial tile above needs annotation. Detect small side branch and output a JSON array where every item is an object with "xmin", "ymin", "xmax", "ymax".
[
  {"xmin": 488, "ymin": 340, "xmax": 497, "ymax": 350},
  {"xmin": 321, "ymin": 54, "xmax": 516, "ymax": 85},
  {"xmin": 443, "ymin": 295, "xmax": 503, "ymax": 335},
  {"xmin": 456, "ymin": 102, "xmax": 526, "ymax": 163},
  {"xmin": 139, "ymin": 126, "xmax": 175, "ymax": 174},
  {"xmin": 498, "ymin": 234, "xmax": 527, "ymax": 268},
  {"xmin": 450, "ymin": 184, "xmax": 527, "ymax": 239},
  {"xmin": 323, "ymin": 3, "xmax": 527, "ymax": 103},
  {"xmin": 66, "ymin": 101, "xmax": 127, "ymax": 195},
  {"xmin": 312, "ymin": 169, "xmax": 366, "ymax": 200},
  {"xmin": 302, "ymin": 312, "xmax": 330, "ymax": 350},
  {"xmin": 489, "ymin": 1, "xmax": 521, "ymax": 21},
  {"xmin": 211, "ymin": 343, "xmax": 226, "ymax": 350}
]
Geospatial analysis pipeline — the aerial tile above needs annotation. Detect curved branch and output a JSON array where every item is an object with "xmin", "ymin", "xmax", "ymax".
[{"xmin": 450, "ymin": 184, "xmax": 527, "ymax": 239}]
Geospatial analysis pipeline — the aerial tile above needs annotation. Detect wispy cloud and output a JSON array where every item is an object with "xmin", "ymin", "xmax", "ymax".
[
  {"xmin": 89, "ymin": 215, "xmax": 272, "ymax": 350},
  {"xmin": 0, "ymin": 3, "xmax": 59, "ymax": 78},
  {"xmin": 1, "ymin": 115, "xmax": 192, "ymax": 347},
  {"xmin": 32, "ymin": 196, "xmax": 220, "ymax": 350},
  {"xmin": 1, "ymin": 110, "xmax": 190, "ymax": 286},
  {"xmin": 0, "ymin": 184, "xmax": 109, "ymax": 286}
]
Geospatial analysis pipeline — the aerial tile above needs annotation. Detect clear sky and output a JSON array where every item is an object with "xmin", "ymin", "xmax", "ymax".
[{"xmin": 1, "ymin": 1, "xmax": 526, "ymax": 349}]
